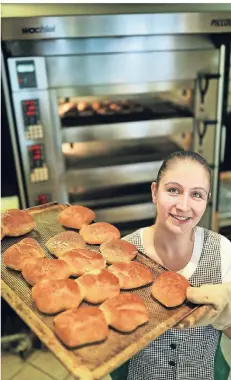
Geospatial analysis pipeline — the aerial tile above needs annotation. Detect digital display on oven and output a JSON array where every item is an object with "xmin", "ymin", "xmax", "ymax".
[
  {"xmin": 16, "ymin": 60, "xmax": 37, "ymax": 88},
  {"xmin": 17, "ymin": 64, "xmax": 35, "ymax": 73}
]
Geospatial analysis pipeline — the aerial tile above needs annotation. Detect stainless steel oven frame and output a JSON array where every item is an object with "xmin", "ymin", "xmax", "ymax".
[{"xmin": 2, "ymin": 11, "xmax": 231, "ymax": 232}]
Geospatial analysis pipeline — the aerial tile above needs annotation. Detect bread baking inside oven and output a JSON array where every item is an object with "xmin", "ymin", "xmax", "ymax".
[
  {"xmin": 1, "ymin": 209, "xmax": 36, "ymax": 237},
  {"xmin": 92, "ymin": 101, "xmax": 101, "ymax": 111},
  {"xmin": 45, "ymin": 231, "xmax": 85, "ymax": 258},
  {"xmin": 54, "ymin": 307, "xmax": 109, "ymax": 347},
  {"xmin": 79, "ymin": 222, "xmax": 120, "ymax": 244},
  {"xmin": 3, "ymin": 238, "xmax": 45, "ymax": 271},
  {"xmin": 100, "ymin": 293, "xmax": 149, "ymax": 332},
  {"xmin": 32, "ymin": 278, "xmax": 83, "ymax": 314},
  {"xmin": 151, "ymin": 271, "xmax": 190, "ymax": 307},
  {"xmin": 108, "ymin": 261, "xmax": 154, "ymax": 289}
]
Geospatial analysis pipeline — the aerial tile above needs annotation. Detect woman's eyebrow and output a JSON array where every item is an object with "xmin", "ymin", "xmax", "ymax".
[
  {"xmin": 164, "ymin": 182, "xmax": 208, "ymax": 194},
  {"xmin": 164, "ymin": 182, "xmax": 182, "ymax": 187},
  {"xmin": 192, "ymin": 187, "xmax": 208, "ymax": 194}
]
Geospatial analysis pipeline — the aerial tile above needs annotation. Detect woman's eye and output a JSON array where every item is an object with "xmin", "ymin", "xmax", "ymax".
[
  {"xmin": 167, "ymin": 187, "xmax": 180, "ymax": 194},
  {"xmin": 192, "ymin": 192, "xmax": 202, "ymax": 199}
]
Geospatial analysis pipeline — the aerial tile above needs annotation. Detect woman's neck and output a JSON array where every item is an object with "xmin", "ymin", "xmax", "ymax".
[
  {"xmin": 143, "ymin": 223, "xmax": 195, "ymax": 271},
  {"xmin": 154, "ymin": 222, "xmax": 194, "ymax": 258}
]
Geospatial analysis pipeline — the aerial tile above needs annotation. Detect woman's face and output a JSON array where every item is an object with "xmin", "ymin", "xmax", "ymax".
[{"xmin": 151, "ymin": 160, "xmax": 210, "ymax": 234}]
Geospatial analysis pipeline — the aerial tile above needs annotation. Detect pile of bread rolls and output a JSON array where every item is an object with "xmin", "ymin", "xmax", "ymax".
[{"xmin": 2, "ymin": 205, "xmax": 190, "ymax": 348}]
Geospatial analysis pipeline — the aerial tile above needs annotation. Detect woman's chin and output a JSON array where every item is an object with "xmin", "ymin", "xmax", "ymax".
[{"xmin": 166, "ymin": 217, "xmax": 193, "ymax": 234}]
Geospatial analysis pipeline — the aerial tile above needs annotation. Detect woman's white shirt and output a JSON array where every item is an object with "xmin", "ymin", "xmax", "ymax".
[{"xmin": 141, "ymin": 226, "xmax": 231, "ymax": 283}]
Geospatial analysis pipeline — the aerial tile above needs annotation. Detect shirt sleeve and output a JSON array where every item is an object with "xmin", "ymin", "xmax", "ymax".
[{"xmin": 220, "ymin": 234, "xmax": 231, "ymax": 283}]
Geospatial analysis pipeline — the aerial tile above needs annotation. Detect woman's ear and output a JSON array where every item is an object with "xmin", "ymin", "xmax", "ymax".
[{"xmin": 151, "ymin": 182, "xmax": 157, "ymax": 204}]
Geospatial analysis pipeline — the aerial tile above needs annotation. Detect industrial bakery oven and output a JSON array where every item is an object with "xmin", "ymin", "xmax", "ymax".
[{"xmin": 2, "ymin": 12, "xmax": 231, "ymax": 234}]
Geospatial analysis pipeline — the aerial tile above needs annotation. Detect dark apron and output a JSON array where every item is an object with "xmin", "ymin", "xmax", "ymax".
[
  {"xmin": 214, "ymin": 333, "xmax": 230, "ymax": 380},
  {"xmin": 110, "ymin": 333, "xmax": 230, "ymax": 380}
]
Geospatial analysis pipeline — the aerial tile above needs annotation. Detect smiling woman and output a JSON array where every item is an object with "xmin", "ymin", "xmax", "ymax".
[
  {"xmin": 116, "ymin": 150, "xmax": 231, "ymax": 380},
  {"xmin": 151, "ymin": 151, "xmax": 211, "ymax": 240}
]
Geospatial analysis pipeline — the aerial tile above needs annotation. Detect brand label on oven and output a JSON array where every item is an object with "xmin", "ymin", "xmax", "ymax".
[
  {"xmin": 22, "ymin": 25, "xmax": 55, "ymax": 34},
  {"xmin": 211, "ymin": 19, "xmax": 231, "ymax": 27}
]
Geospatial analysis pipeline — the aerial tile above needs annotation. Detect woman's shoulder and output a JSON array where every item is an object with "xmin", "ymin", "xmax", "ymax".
[
  {"xmin": 197, "ymin": 226, "xmax": 231, "ymax": 282},
  {"xmin": 122, "ymin": 228, "xmax": 144, "ymax": 246},
  {"xmin": 197, "ymin": 226, "xmax": 231, "ymax": 250}
]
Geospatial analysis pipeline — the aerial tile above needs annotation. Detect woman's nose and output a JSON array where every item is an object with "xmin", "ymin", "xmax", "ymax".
[{"xmin": 176, "ymin": 195, "xmax": 190, "ymax": 212}]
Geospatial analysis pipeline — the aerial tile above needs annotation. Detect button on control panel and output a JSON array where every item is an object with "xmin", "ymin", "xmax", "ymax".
[
  {"xmin": 28, "ymin": 144, "xmax": 49, "ymax": 183},
  {"xmin": 21, "ymin": 99, "xmax": 44, "ymax": 140},
  {"xmin": 36, "ymin": 193, "xmax": 52, "ymax": 205}
]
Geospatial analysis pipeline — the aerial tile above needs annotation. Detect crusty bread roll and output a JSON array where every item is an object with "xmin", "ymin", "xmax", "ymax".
[
  {"xmin": 59, "ymin": 248, "xmax": 106, "ymax": 276},
  {"xmin": 1, "ymin": 209, "xmax": 35, "ymax": 237},
  {"xmin": 3, "ymin": 238, "xmax": 45, "ymax": 271},
  {"xmin": 54, "ymin": 307, "xmax": 109, "ymax": 347},
  {"xmin": 100, "ymin": 239, "xmax": 137, "ymax": 264},
  {"xmin": 22, "ymin": 257, "xmax": 70, "ymax": 286},
  {"xmin": 151, "ymin": 271, "xmax": 190, "ymax": 308},
  {"xmin": 76, "ymin": 269, "xmax": 120, "ymax": 304},
  {"xmin": 108, "ymin": 261, "xmax": 154, "ymax": 289},
  {"xmin": 32, "ymin": 278, "xmax": 83, "ymax": 314},
  {"xmin": 45, "ymin": 231, "xmax": 85, "ymax": 257},
  {"xmin": 100, "ymin": 293, "xmax": 149, "ymax": 332},
  {"xmin": 79, "ymin": 222, "xmax": 120, "ymax": 244},
  {"xmin": 58, "ymin": 205, "xmax": 96, "ymax": 230}
]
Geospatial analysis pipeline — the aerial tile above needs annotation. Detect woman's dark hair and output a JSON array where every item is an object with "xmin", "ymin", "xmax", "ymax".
[{"xmin": 156, "ymin": 150, "xmax": 212, "ymax": 189}]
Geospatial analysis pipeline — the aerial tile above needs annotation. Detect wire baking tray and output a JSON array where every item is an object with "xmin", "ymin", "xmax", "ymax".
[{"xmin": 1, "ymin": 202, "xmax": 199, "ymax": 380}]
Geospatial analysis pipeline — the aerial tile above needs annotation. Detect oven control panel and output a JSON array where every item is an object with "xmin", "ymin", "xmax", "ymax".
[
  {"xmin": 8, "ymin": 57, "xmax": 59, "ymax": 206},
  {"xmin": 21, "ymin": 99, "xmax": 43, "ymax": 139},
  {"xmin": 28, "ymin": 144, "xmax": 49, "ymax": 183}
]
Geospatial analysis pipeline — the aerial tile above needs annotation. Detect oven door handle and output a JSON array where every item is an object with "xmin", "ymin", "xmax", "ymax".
[
  {"xmin": 220, "ymin": 125, "xmax": 226, "ymax": 163},
  {"xmin": 198, "ymin": 76, "xmax": 210, "ymax": 105}
]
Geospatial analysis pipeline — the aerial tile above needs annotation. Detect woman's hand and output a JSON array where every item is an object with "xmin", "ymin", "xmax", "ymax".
[{"xmin": 175, "ymin": 283, "xmax": 231, "ymax": 330}]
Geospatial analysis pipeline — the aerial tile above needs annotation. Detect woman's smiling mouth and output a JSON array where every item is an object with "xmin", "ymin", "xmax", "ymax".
[{"xmin": 169, "ymin": 214, "xmax": 191, "ymax": 222}]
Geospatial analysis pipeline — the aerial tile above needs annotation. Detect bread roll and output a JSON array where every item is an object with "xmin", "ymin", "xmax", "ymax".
[
  {"xmin": 108, "ymin": 261, "xmax": 154, "ymax": 289},
  {"xmin": 45, "ymin": 231, "xmax": 85, "ymax": 257},
  {"xmin": 58, "ymin": 205, "xmax": 95, "ymax": 230},
  {"xmin": 79, "ymin": 222, "xmax": 120, "ymax": 244},
  {"xmin": 1, "ymin": 209, "xmax": 35, "ymax": 237},
  {"xmin": 32, "ymin": 278, "xmax": 83, "ymax": 314},
  {"xmin": 3, "ymin": 238, "xmax": 45, "ymax": 271},
  {"xmin": 100, "ymin": 293, "xmax": 149, "ymax": 332},
  {"xmin": 151, "ymin": 271, "xmax": 190, "ymax": 308},
  {"xmin": 92, "ymin": 101, "xmax": 101, "ymax": 111},
  {"xmin": 54, "ymin": 307, "xmax": 109, "ymax": 347},
  {"xmin": 100, "ymin": 239, "xmax": 137, "ymax": 264},
  {"xmin": 77, "ymin": 101, "xmax": 88, "ymax": 112},
  {"xmin": 58, "ymin": 102, "xmax": 75, "ymax": 117},
  {"xmin": 22, "ymin": 257, "xmax": 70, "ymax": 286},
  {"xmin": 76, "ymin": 269, "xmax": 120, "ymax": 304},
  {"xmin": 59, "ymin": 248, "xmax": 106, "ymax": 276}
]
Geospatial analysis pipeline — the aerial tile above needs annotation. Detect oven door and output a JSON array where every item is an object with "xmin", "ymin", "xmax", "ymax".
[{"xmin": 49, "ymin": 88, "xmax": 194, "ymax": 233}]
